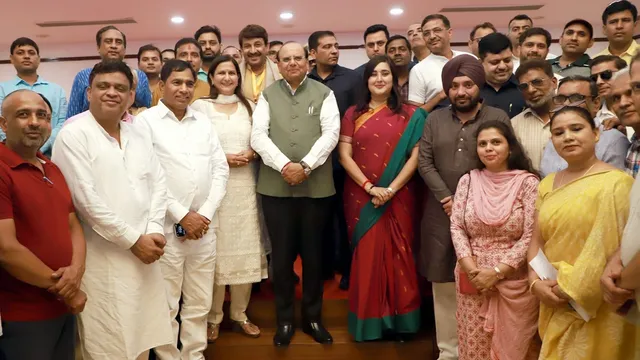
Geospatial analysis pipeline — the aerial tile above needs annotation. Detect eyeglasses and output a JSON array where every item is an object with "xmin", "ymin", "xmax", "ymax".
[
  {"xmin": 552, "ymin": 93, "xmax": 590, "ymax": 105},
  {"xmin": 590, "ymin": 70, "xmax": 614, "ymax": 82},
  {"xmin": 550, "ymin": 99, "xmax": 587, "ymax": 113},
  {"xmin": 517, "ymin": 78, "xmax": 546, "ymax": 91}
]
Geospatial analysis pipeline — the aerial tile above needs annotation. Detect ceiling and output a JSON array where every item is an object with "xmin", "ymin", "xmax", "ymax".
[{"xmin": 0, "ymin": 0, "xmax": 619, "ymax": 46}]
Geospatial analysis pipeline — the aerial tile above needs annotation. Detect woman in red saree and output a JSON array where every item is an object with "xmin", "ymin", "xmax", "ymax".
[{"xmin": 338, "ymin": 55, "xmax": 425, "ymax": 342}]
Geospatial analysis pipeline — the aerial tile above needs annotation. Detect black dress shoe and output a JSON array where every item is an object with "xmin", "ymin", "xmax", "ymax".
[
  {"xmin": 273, "ymin": 324, "xmax": 295, "ymax": 346},
  {"xmin": 302, "ymin": 322, "xmax": 333, "ymax": 344},
  {"xmin": 339, "ymin": 275, "xmax": 349, "ymax": 290}
]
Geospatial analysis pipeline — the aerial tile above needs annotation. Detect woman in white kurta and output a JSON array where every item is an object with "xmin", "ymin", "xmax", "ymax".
[
  {"xmin": 191, "ymin": 55, "xmax": 268, "ymax": 341},
  {"xmin": 52, "ymin": 110, "xmax": 173, "ymax": 360}
]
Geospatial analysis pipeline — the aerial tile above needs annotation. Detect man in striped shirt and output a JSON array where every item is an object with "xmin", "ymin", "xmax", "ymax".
[{"xmin": 66, "ymin": 26, "xmax": 151, "ymax": 119}]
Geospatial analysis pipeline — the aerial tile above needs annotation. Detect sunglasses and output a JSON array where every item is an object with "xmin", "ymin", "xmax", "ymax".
[
  {"xmin": 517, "ymin": 78, "xmax": 546, "ymax": 91},
  {"xmin": 552, "ymin": 94, "xmax": 591, "ymax": 105},
  {"xmin": 550, "ymin": 99, "xmax": 587, "ymax": 113},
  {"xmin": 590, "ymin": 70, "xmax": 614, "ymax": 82}
]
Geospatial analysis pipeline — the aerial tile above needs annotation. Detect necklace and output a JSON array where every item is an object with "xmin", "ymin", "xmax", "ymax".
[{"xmin": 556, "ymin": 163, "xmax": 597, "ymax": 188}]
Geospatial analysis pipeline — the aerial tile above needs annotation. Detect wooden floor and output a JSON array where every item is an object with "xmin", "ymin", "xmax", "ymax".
[{"xmin": 203, "ymin": 274, "xmax": 438, "ymax": 360}]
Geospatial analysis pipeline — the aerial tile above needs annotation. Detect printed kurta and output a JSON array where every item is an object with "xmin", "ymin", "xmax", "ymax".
[
  {"xmin": 450, "ymin": 174, "xmax": 540, "ymax": 360},
  {"xmin": 51, "ymin": 113, "xmax": 173, "ymax": 360},
  {"xmin": 537, "ymin": 170, "xmax": 637, "ymax": 359}
]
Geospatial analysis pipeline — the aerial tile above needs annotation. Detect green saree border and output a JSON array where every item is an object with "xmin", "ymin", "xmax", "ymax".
[{"xmin": 348, "ymin": 308, "xmax": 422, "ymax": 342}]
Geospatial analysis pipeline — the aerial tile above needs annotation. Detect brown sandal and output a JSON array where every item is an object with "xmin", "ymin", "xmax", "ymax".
[
  {"xmin": 232, "ymin": 319, "xmax": 261, "ymax": 338},
  {"xmin": 207, "ymin": 323, "xmax": 220, "ymax": 343}
]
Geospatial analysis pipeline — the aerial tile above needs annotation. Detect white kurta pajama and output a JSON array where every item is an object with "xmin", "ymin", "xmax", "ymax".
[
  {"xmin": 51, "ymin": 111, "xmax": 173, "ymax": 360},
  {"xmin": 136, "ymin": 101, "xmax": 229, "ymax": 360}
]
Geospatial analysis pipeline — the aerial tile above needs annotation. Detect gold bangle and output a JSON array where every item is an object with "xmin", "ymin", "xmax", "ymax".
[{"xmin": 529, "ymin": 279, "xmax": 541, "ymax": 294}]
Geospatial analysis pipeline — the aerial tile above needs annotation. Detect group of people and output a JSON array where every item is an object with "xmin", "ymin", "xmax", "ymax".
[{"xmin": 1, "ymin": 1, "xmax": 640, "ymax": 359}]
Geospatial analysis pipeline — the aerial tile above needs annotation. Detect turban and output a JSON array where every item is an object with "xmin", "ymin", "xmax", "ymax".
[{"xmin": 441, "ymin": 54, "xmax": 485, "ymax": 94}]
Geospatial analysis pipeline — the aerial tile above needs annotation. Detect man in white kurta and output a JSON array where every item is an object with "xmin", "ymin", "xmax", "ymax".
[
  {"xmin": 136, "ymin": 59, "xmax": 229, "ymax": 360},
  {"xmin": 52, "ymin": 61, "xmax": 173, "ymax": 360}
]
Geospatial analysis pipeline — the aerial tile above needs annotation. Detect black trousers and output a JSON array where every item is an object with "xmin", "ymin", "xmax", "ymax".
[
  {"xmin": 0, "ymin": 313, "xmax": 76, "ymax": 360},
  {"xmin": 328, "ymin": 169, "xmax": 351, "ymax": 277},
  {"xmin": 262, "ymin": 195, "xmax": 332, "ymax": 324}
]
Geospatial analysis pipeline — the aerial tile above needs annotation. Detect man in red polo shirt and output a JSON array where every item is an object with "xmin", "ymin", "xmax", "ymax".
[{"xmin": 0, "ymin": 89, "xmax": 86, "ymax": 360}]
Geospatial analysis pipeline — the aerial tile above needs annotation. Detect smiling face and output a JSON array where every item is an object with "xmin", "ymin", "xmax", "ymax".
[
  {"xmin": 211, "ymin": 61, "xmax": 239, "ymax": 96},
  {"xmin": 386, "ymin": 38, "xmax": 411, "ymax": 68},
  {"xmin": 241, "ymin": 37, "xmax": 267, "ymax": 68},
  {"xmin": 550, "ymin": 111, "xmax": 598, "ymax": 163},
  {"xmin": 159, "ymin": 69, "xmax": 195, "ymax": 113},
  {"xmin": 367, "ymin": 61, "xmax": 393, "ymax": 99},
  {"xmin": 277, "ymin": 43, "xmax": 308, "ymax": 85},
  {"xmin": 0, "ymin": 91, "xmax": 51, "ymax": 151},
  {"xmin": 477, "ymin": 127, "xmax": 510, "ymax": 172},
  {"xmin": 87, "ymin": 71, "xmax": 133, "ymax": 121},
  {"xmin": 422, "ymin": 19, "xmax": 452, "ymax": 56},
  {"xmin": 520, "ymin": 35, "xmax": 549, "ymax": 61},
  {"xmin": 448, "ymin": 75, "xmax": 481, "ymax": 113},
  {"xmin": 559, "ymin": 23, "xmax": 593, "ymax": 56},
  {"xmin": 482, "ymin": 48, "xmax": 514, "ymax": 86}
]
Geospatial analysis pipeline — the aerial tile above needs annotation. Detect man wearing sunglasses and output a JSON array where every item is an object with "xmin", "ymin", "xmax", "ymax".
[
  {"xmin": 590, "ymin": 55, "xmax": 628, "ymax": 130},
  {"xmin": 539, "ymin": 75, "xmax": 629, "ymax": 177},
  {"xmin": 512, "ymin": 59, "xmax": 557, "ymax": 171}
]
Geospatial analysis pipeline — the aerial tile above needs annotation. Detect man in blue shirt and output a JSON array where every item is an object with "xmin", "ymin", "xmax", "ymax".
[
  {"xmin": 66, "ymin": 26, "xmax": 151, "ymax": 119},
  {"xmin": 0, "ymin": 37, "xmax": 67, "ymax": 157}
]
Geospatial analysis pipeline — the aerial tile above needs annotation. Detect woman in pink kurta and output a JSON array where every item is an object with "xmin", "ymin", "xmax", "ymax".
[{"xmin": 450, "ymin": 121, "xmax": 540, "ymax": 360}]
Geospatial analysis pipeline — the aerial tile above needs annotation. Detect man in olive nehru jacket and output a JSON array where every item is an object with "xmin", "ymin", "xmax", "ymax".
[{"xmin": 251, "ymin": 41, "xmax": 340, "ymax": 347}]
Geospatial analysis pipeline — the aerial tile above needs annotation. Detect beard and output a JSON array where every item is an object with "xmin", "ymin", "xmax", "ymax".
[
  {"xmin": 202, "ymin": 53, "xmax": 218, "ymax": 63},
  {"xmin": 451, "ymin": 93, "xmax": 481, "ymax": 113},
  {"xmin": 526, "ymin": 91, "xmax": 554, "ymax": 110}
]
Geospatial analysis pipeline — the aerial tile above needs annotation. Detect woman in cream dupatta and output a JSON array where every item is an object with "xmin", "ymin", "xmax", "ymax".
[{"xmin": 528, "ymin": 106, "xmax": 636, "ymax": 359}]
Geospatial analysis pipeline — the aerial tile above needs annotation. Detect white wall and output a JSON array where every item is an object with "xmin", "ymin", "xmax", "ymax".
[{"xmin": 0, "ymin": 28, "xmax": 612, "ymax": 96}]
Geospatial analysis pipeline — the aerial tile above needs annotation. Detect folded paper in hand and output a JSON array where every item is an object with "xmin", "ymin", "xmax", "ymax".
[{"xmin": 529, "ymin": 249, "xmax": 591, "ymax": 322}]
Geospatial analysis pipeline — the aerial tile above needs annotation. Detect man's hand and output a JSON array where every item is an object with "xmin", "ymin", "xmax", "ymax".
[
  {"xmin": 602, "ymin": 117, "xmax": 621, "ymax": 131},
  {"xmin": 130, "ymin": 234, "xmax": 164, "ymax": 264},
  {"xmin": 64, "ymin": 289, "xmax": 87, "ymax": 314},
  {"xmin": 179, "ymin": 211, "xmax": 210, "ymax": 240},
  {"xmin": 441, "ymin": 196, "xmax": 453, "ymax": 216},
  {"xmin": 50, "ymin": 265, "xmax": 84, "ymax": 299},
  {"xmin": 282, "ymin": 163, "xmax": 307, "ymax": 185},
  {"xmin": 238, "ymin": 150, "xmax": 257, "ymax": 162},
  {"xmin": 601, "ymin": 251, "xmax": 634, "ymax": 307},
  {"xmin": 226, "ymin": 153, "xmax": 250, "ymax": 168},
  {"xmin": 148, "ymin": 233, "xmax": 167, "ymax": 249}
]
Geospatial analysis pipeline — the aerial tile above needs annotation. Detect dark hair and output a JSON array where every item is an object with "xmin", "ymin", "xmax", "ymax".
[
  {"xmin": 194, "ymin": 25, "xmax": 222, "ymax": 43},
  {"xmin": 269, "ymin": 40, "xmax": 284, "ymax": 48},
  {"xmin": 10, "ymin": 37, "xmax": 39, "ymax": 55},
  {"xmin": 274, "ymin": 42, "xmax": 309, "ymax": 62},
  {"xmin": 353, "ymin": 55, "xmax": 403, "ymax": 117},
  {"xmin": 515, "ymin": 58, "xmax": 554, "ymax": 80},
  {"xmin": 204, "ymin": 55, "xmax": 253, "ymax": 116},
  {"xmin": 363, "ymin": 24, "xmax": 389, "ymax": 42},
  {"xmin": 474, "ymin": 121, "xmax": 538, "ymax": 176},
  {"xmin": 421, "ymin": 14, "xmax": 451, "ymax": 29},
  {"xmin": 385, "ymin": 35, "xmax": 412, "ymax": 53},
  {"xmin": 589, "ymin": 55, "xmax": 627, "ymax": 70},
  {"xmin": 470, "ymin": 22, "xmax": 497, "ymax": 40},
  {"xmin": 137, "ymin": 44, "xmax": 161, "ymax": 62},
  {"xmin": 89, "ymin": 60, "xmax": 133, "ymax": 88},
  {"xmin": 96, "ymin": 25, "xmax": 126, "ymax": 48},
  {"xmin": 478, "ymin": 33, "xmax": 512, "ymax": 60},
  {"xmin": 174, "ymin": 38, "xmax": 203, "ymax": 57},
  {"xmin": 550, "ymin": 105, "xmax": 596, "ymax": 129},
  {"xmin": 519, "ymin": 27, "xmax": 551, "ymax": 46},
  {"xmin": 161, "ymin": 49, "xmax": 175, "ymax": 56},
  {"xmin": 308, "ymin": 31, "xmax": 336, "ymax": 51},
  {"xmin": 563, "ymin": 19, "xmax": 594, "ymax": 39},
  {"xmin": 238, "ymin": 24, "xmax": 268, "ymax": 47},
  {"xmin": 558, "ymin": 75, "xmax": 598, "ymax": 97},
  {"xmin": 602, "ymin": 0, "xmax": 638, "ymax": 24},
  {"xmin": 160, "ymin": 59, "xmax": 196, "ymax": 83},
  {"xmin": 508, "ymin": 14, "xmax": 533, "ymax": 29}
]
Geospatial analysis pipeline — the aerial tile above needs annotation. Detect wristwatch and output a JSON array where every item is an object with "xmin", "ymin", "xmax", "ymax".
[
  {"xmin": 494, "ymin": 266, "xmax": 505, "ymax": 280},
  {"xmin": 300, "ymin": 161, "xmax": 312, "ymax": 176}
]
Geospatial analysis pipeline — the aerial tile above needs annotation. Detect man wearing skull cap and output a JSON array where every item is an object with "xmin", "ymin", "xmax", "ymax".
[{"xmin": 416, "ymin": 54, "xmax": 512, "ymax": 360}]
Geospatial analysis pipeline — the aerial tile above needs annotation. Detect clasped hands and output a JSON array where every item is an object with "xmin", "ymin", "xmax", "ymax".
[
  {"xmin": 282, "ymin": 163, "xmax": 307, "ymax": 186},
  {"xmin": 600, "ymin": 251, "xmax": 635, "ymax": 308},
  {"xmin": 178, "ymin": 211, "xmax": 211, "ymax": 241},
  {"xmin": 48, "ymin": 265, "xmax": 87, "ymax": 314},
  {"xmin": 366, "ymin": 184, "xmax": 395, "ymax": 208},
  {"xmin": 467, "ymin": 267, "xmax": 499, "ymax": 294},
  {"xmin": 227, "ymin": 150, "xmax": 256, "ymax": 168}
]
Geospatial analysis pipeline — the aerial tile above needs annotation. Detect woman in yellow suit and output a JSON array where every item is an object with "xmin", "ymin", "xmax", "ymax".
[{"xmin": 527, "ymin": 106, "xmax": 636, "ymax": 359}]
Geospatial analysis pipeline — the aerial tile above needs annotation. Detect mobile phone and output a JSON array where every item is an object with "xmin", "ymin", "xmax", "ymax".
[{"xmin": 174, "ymin": 224, "xmax": 186, "ymax": 237}]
